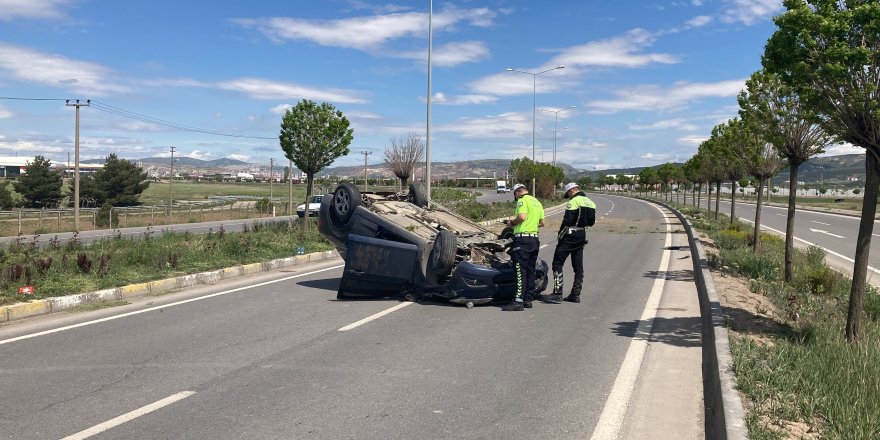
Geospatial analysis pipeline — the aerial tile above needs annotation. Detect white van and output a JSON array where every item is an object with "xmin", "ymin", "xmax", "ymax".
[{"xmin": 496, "ymin": 180, "xmax": 508, "ymax": 193}]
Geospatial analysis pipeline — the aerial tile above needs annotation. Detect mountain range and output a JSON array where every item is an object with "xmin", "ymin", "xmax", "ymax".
[{"xmin": 97, "ymin": 154, "xmax": 868, "ymax": 184}]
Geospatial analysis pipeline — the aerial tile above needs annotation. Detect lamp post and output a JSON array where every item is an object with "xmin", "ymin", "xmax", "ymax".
[
  {"xmin": 425, "ymin": 0, "xmax": 433, "ymax": 206},
  {"xmin": 506, "ymin": 65, "xmax": 565, "ymax": 194},
  {"xmin": 538, "ymin": 106, "xmax": 574, "ymax": 166}
]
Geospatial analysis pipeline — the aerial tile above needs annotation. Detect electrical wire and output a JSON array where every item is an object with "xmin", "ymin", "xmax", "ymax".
[{"xmin": 1, "ymin": 96, "xmax": 276, "ymax": 140}]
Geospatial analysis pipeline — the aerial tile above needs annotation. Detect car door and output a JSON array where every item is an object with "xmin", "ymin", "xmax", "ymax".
[{"xmin": 337, "ymin": 234, "xmax": 419, "ymax": 298}]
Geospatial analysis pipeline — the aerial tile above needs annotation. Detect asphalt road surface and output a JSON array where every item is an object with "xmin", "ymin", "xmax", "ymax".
[
  {"xmin": 0, "ymin": 195, "xmax": 679, "ymax": 439},
  {"xmin": 707, "ymin": 198, "xmax": 880, "ymax": 280}
]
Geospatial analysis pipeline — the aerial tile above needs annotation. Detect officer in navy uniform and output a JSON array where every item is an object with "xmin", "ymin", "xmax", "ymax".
[{"xmin": 545, "ymin": 182, "xmax": 595, "ymax": 304}]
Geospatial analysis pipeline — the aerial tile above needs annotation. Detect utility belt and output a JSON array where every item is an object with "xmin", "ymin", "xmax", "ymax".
[
  {"xmin": 514, "ymin": 233, "xmax": 538, "ymax": 237},
  {"xmin": 558, "ymin": 226, "xmax": 586, "ymax": 241}
]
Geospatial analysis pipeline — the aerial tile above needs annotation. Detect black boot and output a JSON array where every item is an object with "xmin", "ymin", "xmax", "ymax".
[
  {"xmin": 565, "ymin": 278, "xmax": 582, "ymax": 303},
  {"xmin": 502, "ymin": 301, "xmax": 524, "ymax": 311},
  {"xmin": 545, "ymin": 271, "xmax": 563, "ymax": 303},
  {"xmin": 563, "ymin": 295, "xmax": 580, "ymax": 303}
]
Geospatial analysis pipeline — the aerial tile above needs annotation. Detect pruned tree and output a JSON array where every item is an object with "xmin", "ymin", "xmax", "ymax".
[
  {"xmin": 279, "ymin": 99, "xmax": 354, "ymax": 224},
  {"xmin": 739, "ymin": 69, "xmax": 830, "ymax": 282},
  {"xmin": 766, "ymin": 0, "xmax": 880, "ymax": 342},
  {"xmin": 638, "ymin": 167, "xmax": 658, "ymax": 196},
  {"xmin": 714, "ymin": 119, "xmax": 748, "ymax": 224},
  {"xmin": 14, "ymin": 155, "xmax": 62, "ymax": 209},
  {"xmin": 384, "ymin": 132, "xmax": 424, "ymax": 190}
]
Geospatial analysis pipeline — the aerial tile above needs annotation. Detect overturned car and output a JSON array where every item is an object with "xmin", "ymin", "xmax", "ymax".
[{"xmin": 317, "ymin": 183, "xmax": 548, "ymax": 307}]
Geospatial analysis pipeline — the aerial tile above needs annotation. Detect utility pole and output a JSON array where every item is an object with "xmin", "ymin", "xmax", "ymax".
[
  {"xmin": 269, "ymin": 158, "xmax": 274, "ymax": 199},
  {"xmin": 169, "ymin": 146, "xmax": 176, "ymax": 215},
  {"xmin": 361, "ymin": 150, "xmax": 372, "ymax": 192},
  {"xmin": 65, "ymin": 99, "xmax": 89, "ymax": 232}
]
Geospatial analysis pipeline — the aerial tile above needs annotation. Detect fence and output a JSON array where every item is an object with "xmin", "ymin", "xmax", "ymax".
[{"xmin": 0, "ymin": 198, "xmax": 296, "ymax": 237}]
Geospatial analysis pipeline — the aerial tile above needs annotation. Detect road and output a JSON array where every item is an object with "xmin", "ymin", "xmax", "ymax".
[
  {"xmin": 705, "ymin": 198, "xmax": 880, "ymax": 280},
  {"xmin": 0, "ymin": 195, "xmax": 697, "ymax": 439}
]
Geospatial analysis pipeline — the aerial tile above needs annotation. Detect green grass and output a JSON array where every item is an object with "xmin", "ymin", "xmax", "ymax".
[
  {"xmin": 66, "ymin": 299, "xmax": 129, "ymax": 313},
  {"xmin": 0, "ymin": 221, "xmax": 332, "ymax": 305},
  {"xmin": 673, "ymin": 203, "xmax": 880, "ymax": 439}
]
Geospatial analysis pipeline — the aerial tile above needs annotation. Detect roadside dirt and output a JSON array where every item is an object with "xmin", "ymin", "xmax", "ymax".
[{"xmin": 699, "ymin": 235, "xmax": 819, "ymax": 439}]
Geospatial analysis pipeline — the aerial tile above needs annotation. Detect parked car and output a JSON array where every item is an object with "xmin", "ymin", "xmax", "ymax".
[
  {"xmin": 297, "ymin": 195, "xmax": 324, "ymax": 218},
  {"xmin": 317, "ymin": 183, "xmax": 548, "ymax": 307}
]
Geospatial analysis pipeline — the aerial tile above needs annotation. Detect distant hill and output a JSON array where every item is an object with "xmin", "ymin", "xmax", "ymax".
[
  {"xmin": 322, "ymin": 158, "xmax": 580, "ymax": 180},
  {"xmin": 133, "ymin": 157, "xmax": 250, "ymax": 167}
]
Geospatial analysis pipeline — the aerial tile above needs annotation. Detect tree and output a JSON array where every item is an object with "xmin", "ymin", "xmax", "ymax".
[
  {"xmin": 765, "ymin": 0, "xmax": 880, "ymax": 342},
  {"xmin": 638, "ymin": 167, "xmax": 658, "ymax": 196},
  {"xmin": 509, "ymin": 157, "xmax": 564, "ymax": 198},
  {"xmin": 739, "ymin": 70, "xmax": 830, "ymax": 282},
  {"xmin": 13, "ymin": 155, "xmax": 62, "ymax": 208},
  {"xmin": 72, "ymin": 154, "xmax": 150, "ymax": 207},
  {"xmin": 656, "ymin": 163, "xmax": 677, "ymax": 201},
  {"xmin": 713, "ymin": 119, "xmax": 749, "ymax": 224},
  {"xmin": 279, "ymin": 99, "xmax": 354, "ymax": 223},
  {"xmin": 0, "ymin": 181, "xmax": 13, "ymax": 210},
  {"xmin": 384, "ymin": 132, "xmax": 424, "ymax": 190},
  {"xmin": 682, "ymin": 157, "xmax": 701, "ymax": 207}
]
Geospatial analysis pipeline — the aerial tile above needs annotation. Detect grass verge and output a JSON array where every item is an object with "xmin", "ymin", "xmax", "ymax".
[
  {"xmin": 0, "ymin": 221, "xmax": 332, "ymax": 306},
  {"xmin": 674, "ymin": 203, "xmax": 880, "ymax": 440}
]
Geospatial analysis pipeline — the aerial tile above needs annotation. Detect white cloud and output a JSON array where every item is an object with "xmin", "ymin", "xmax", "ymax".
[
  {"xmin": 217, "ymin": 78, "xmax": 367, "ymax": 104},
  {"xmin": 721, "ymin": 0, "xmax": 782, "ymax": 26},
  {"xmin": 396, "ymin": 41, "xmax": 490, "ymax": 67},
  {"xmin": 586, "ymin": 79, "xmax": 745, "ymax": 114},
  {"xmin": 233, "ymin": 6, "xmax": 496, "ymax": 52},
  {"xmin": 228, "ymin": 154, "xmax": 251, "ymax": 161},
  {"xmin": 686, "ymin": 15, "xmax": 712, "ymax": 27},
  {"xmin": 0, "ymin": 136, "xmax": 64, "ymax": 153},
  {"xmin": 430, "ymin": 92, "xmax": 498, "ymax": 106},
  {"xmin": 0, "ymin": 43, "xmax": 130, "ymax": 96},
  {"xmin": 435, "ymin": 112, "xmax": 531, "ymax": 139},
  {"xmin": 630, "ymin": 118, "xmax": 699, "ymax": 131},
  {"xmin": 678, "ymin": 135, "xmax": 708, "ymax": 146},
  {"xmin": 0, "ymin": 0, "xmax": 71, "ymax": 20},
  {"xmin": 270, "ymin": 104, "xmax": 291, "ymax": 115},
  {"xmin": 548, "ymin": 29, "xmax": 679, "ymax": 69},
  {"xmin": 0, "ymin": 105, "xmax": 11, "ymax": 118},
  {"xmin": 820, "ymin": 143, "xmax": 863, "ymax": 157},
  {"xmin": 183, "ymin": 150, "xmax": 212, "ymax": 160}
]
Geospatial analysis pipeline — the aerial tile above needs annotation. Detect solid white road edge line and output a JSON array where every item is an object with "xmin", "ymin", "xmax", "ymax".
[
  {"xmin": 0, "ymin": 265, "xmax": 345, "ymax": 347},
  {"xmin": 338, "ymin": 302, "xmax": 414, "ymax": 331},
  {"xmin": 590, "ymin": 202, "xmax": 673, "ymax": 440},
  {"xmin": 60, "ymin": 391, "xmax": 196, "ymax": 440},
  {"xmin": 740, "ymin": 219, "xmax": 880, "ymax": 275}
]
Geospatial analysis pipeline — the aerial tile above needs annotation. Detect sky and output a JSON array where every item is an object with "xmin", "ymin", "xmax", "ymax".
[{"xmin": 0, "ymin": 0, "xmax": 862, "ymax": 172}]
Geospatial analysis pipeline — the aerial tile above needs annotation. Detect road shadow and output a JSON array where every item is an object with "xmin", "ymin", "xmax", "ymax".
[
  {"xmin": 612, "ymin": 316, "xmax": 702, "ymax": 348},
  {"xmin": 297, "ymin": 278, "xmax": 340, "ymax": 292},
  {"xmin": 643, "ymin": 269, "xmax": 696, "ymax": 282}
]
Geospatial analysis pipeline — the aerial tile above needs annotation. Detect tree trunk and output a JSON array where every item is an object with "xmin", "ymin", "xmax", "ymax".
[
  {"xmin": 846, "ymin": 151, "xmax": 880, "ymax": 343},
  {"xmin": 697, "ymin": 183, "xmax": 701, "ymax": 209},
  {"xmin": 304, "ymin": 174, "xmax": 314, "ymax": 229},
  {"xmin": 730, "ymin": 179, "xmax": 737, "ymax": 224},
  {"xmin": 785, "ymin": 164, "xmax": 798, "ymax": 283},
  {"xmin": 753, "ymin": 178, "xmax": 765, "ymax": 253},
  {"xmin": 714, "ymin": 181, "xmax": 721, "ymax": 220}
]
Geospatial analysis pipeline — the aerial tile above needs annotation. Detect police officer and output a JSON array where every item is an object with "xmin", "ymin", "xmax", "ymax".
[
  {"xmin": 546, "ymin": 182, "xmax": 595, "ymax": 304},
  {"xmin": 502, "ymin": 183, "xmax": 545, "ymax": 311}
]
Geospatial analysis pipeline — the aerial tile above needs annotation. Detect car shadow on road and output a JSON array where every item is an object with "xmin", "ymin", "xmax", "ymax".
[
  {"xmin": 297, "ymin": 278, "xmax": 340, "ymax": 292},
  {"xmin": 611, "ymin": 316, "xmax": 702, "ymax": 348}
]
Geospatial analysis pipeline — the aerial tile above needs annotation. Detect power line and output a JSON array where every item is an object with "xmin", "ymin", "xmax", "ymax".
[{"xmin": 1, "ymin": 96, "xmax": 276, "ymax": 140}]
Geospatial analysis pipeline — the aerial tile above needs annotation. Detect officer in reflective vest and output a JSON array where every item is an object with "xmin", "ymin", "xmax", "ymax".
[
  {"xmin": 546, "ymin": 182, "xmax": 595, "ymax": 304},
  {"xmin": 502, "ymin": 183, "xmax": 545, "ymax": 311}
]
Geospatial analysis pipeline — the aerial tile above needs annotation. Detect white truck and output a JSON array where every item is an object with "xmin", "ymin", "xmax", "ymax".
[{"xmin": 496, "ymin": 180, "xmax": 508, "ymax": 193}]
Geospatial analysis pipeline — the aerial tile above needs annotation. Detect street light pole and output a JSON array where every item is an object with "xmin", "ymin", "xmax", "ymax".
[
  {"xmin": 538, "ymin": 106, "xmax": 575, "ymax": 166},
  {"xmin": 361, "ymin": 150, "xmax": 372, "ymax": 192},
  {"xmin": 425, "ymin": 0, "xmax": 433, "ymax": 206},
  {"xmin": 506, "ymin": 65, "xmax": 565, "ymax": 194}
]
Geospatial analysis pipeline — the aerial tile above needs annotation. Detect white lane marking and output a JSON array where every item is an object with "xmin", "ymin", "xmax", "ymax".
[
  {"xmin": 741, "ymin": 219, "xmax": 880, "ymax": 275},
  {"xmin": 61, "ymin": 391, "xmax": 195, "ymax": 440},
  {"xmin": 338, "ymin": 302, "xmax": 413, "ymax": 331},
  {"xmin": 590, "ymin": 202, "xmax": 673, "ymax": 440},
  {"xmin": 808, "ymin": 228, "xmax": 845, "ymax": 238},
  {"xmin": 0, "ymin": 264, "xmax": 345, "ymax": 347},
  {"xmin": 811, "ymin": 220, "xmax": 831, "ymax": 226},
  {"xmin": 719, "ymin": 199, "xmax": 880, "ymax": 222}
]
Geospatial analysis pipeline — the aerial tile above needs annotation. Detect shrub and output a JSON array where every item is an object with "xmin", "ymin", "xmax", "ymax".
[
  {"xmin": 715, "ymin": 229, "xmax": 750, "ymax": 249},
  {"xmin": 76, "ymin": 252, "xmax": 92, "ymax": 273},
  {"xmin": 95, "ymin": 203, "xmax": 119, "ymax": 228}
]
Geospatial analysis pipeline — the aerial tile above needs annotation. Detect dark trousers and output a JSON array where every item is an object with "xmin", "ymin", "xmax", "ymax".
[
  {"xmin": 511, "ymin": 236, "xmax": 539, "ymax": 301},
  {"xmin": 552, "ymin": 230, "xmax": 586, "ymax": 293}
]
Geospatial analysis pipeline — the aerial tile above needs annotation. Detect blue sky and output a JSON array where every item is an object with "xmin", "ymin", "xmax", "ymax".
[{"xmin": 0, "ymin": 0, "xmax": 860, "ymax": 171}]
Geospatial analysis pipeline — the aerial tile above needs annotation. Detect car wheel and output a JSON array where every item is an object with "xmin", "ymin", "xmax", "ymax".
[
  {"xmin": 536, "ymin": 271, "xmax": 549, "ymax": 292},
  {"xmin": 408, "ymin": 182, "xmax": 428, "ymax": 207},
  {"xmin": 332, "ymin": 183, "xmax": 361, "ymax": 223},
  {"xmin": 499, "ymin": 226, "xmax": 514, "ymax": 240},
  {"xmin": 428, "ymin": 230, "xmax": 457, "ymax": 283}
]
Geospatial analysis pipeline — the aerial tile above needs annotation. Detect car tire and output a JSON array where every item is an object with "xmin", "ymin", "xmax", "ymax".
[
  {"xmin": 536, "ymin": 271, "xmax": 549, "ymax": 293},
  {"xmin": 499, "ymin": 226, "xmax": 514, "ymax": 240},
  {"xmin": 408, "ymin": 182, "xmax": 428, "ymax": 207},
  {"xmin": 428, "ymin": 230, "xmax": 457, "ymax": 283},
  {"xmin": 332, "ymin": 183, "xmax": 361, "ymax": 224}
]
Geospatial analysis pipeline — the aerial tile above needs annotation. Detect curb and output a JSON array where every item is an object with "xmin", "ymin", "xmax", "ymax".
[
  {"xmin": 638, "ymin": 196, "xmax": 748, "ymax": 440},
  {"xmin": 0, "ymin": 250, "xmax": 340, "ymax": 323}
]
